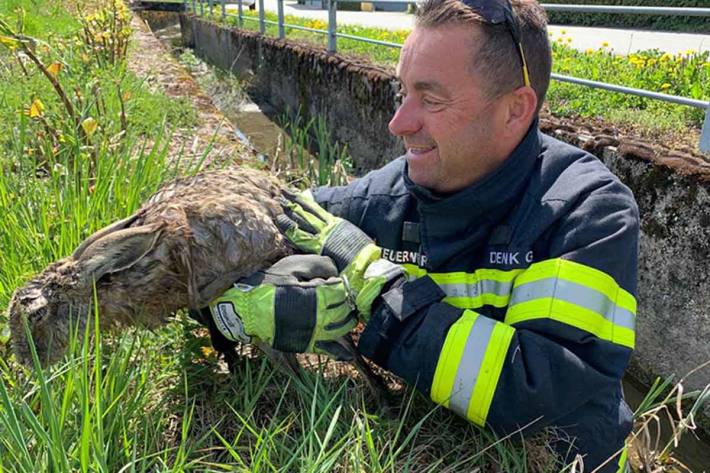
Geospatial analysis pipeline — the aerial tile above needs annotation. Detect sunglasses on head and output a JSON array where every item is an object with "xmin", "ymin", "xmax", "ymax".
[{"xmin": 460, "ymin": 0, "xmax": 531, "ymax": 88}]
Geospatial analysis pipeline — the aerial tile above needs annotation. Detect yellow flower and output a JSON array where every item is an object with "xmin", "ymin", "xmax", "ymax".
[
  {"xmin": 28, "ymin": 98, "xmax": 45, "ymax": 118},
  {"xmin": 660, "ymin": 83, "xmax": 671, "ymax": 90},
  {"xmin": 602, "ymin": 41, "xmax": 609, "ymax": 48},
  {"xmin": 46, "ymin": 62, "xmax": 63, "ymax": 78},
  {"xmin": 585, "ymin": 48, "xmax": 594, "ymax": 54},
  {"xmin": 81, "ymin": 117, "xmax": 98, "ymax": 137},
  {"xmin": 660, "ymin": 52, "xmax": 672, "ymax": 62},
  {"xmin": 200, "ymin": 346, "xmax": 216, "ymax": 358},
  {"xmin": 566, "ymin": 37, "xmax": 572, "ymax": 43},
  {"xmin": 560, "ymin": 29, "xmax": 566, "ymax": 35}
]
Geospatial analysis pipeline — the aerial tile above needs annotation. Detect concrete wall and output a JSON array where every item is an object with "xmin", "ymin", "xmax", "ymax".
[
  {"xmin": 179, "ymin": 15, "xmax": 710, "ymax": 427},
  {"xmin": 180, "ymin": 14, "xmax": 404, "ymax": 174}
]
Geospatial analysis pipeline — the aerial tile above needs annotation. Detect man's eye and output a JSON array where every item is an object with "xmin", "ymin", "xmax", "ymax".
[
  {"xmin": 395, "ymin": 92, "xmax": 407, "ymax": 104},
  {"xmin": 422, "ymin": 97, "xmax": 444, "ymax": 108}
]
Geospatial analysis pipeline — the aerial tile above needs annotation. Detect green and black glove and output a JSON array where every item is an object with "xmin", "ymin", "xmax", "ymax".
[
  {"xmin": 207, "ymin": 254, "xmax": 358, "ymax": 359},
  {"xmin": 277, "ymin": 190, "xmax": 405, "ymax": 320}
]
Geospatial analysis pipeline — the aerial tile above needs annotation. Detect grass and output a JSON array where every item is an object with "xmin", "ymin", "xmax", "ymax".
[
  {"xmin": 0, "ymin": 1, "xmax": 553, "ymax": 471},
  {"xmin": 0, "ymin": 1, "xmax": 708, "ymax": 471},
  {"xmin": 211, "ymin": 7, "xmax": 709, "ymax": 142}
]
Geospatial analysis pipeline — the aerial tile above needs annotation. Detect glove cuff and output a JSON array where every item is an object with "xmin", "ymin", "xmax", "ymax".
[
  {"xmin": 355, "ymin": 258, "xmax": 406, "ymax": 320},
  {"xmin": 322, "ymin": 220, "xmax": 373, "ymax": 272}
]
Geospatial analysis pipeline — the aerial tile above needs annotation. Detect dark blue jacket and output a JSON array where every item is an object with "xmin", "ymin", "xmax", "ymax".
[{"xmin": 314, "ymin": 123, "xmax": 639, "ymax": 472}]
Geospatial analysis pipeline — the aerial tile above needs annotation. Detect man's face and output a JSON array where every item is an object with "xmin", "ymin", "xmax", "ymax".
[{"xmin": 389, "ymin": 25, "xmax": 509, "ymax": 193}]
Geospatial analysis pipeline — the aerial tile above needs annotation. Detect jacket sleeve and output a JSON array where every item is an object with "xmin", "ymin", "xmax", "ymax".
[{"xmin": 358, "ymin": 184, "xmax": 639, "ymax": 435}]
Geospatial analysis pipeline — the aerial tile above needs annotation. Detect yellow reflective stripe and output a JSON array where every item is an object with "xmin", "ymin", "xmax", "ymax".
[
  {"xmin": 466, "ymin": 321, "xmax": 515, "ymax": 425},
  {"xmin": 431, "ymin": 310, "xmax": 515, "ymax": 426},
  {"xmin": 431, "ymin": 311, "xmax": 479, "ymax": 409},
  {"xmin": 507, "ymin": 298, "xmax": 635, "ymax": 348},
  {"xmin": 403, "ymin": 258, "xmax": 636, "ymax": 347},
  {"xmin": 506, "ymin": 258, "xmax": 636, "ymax": 348},
  {"xmin": 400, "ymin": 265, "xmax": 522, "ymax": 309},
  {"xmin": 515, "ymin": 259, "xmax": 636, "ymax": 315},
  {"xmin": 402, "ymin": 263, "xmax": 426, "ymax": 278}
]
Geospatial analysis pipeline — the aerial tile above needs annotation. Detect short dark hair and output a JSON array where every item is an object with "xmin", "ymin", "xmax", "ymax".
[{"xmin": 415, "ymin": 0, "xmax": 552, "ymax": 112}]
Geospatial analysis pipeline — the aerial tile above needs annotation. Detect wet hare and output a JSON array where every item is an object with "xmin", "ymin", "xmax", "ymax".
[
  {"xmin": 8, "ymin": 167, "xmax": 298, "ymax": 368},
  {"xmin": 7, "ymin": 167, "xmax": 388, "ymax": 402},
  {"xmin": 8, "ymin": 167, "xmax": 386, "ymax": 401}
]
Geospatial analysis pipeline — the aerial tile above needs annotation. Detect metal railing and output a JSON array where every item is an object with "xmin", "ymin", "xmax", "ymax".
[{"xmin": 185, "ymin": 0, "xmax": 710, "ymax": 152}]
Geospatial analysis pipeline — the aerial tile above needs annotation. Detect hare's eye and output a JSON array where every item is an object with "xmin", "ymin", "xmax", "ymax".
[{"xmin": 28, "ymin": 307, "xmax": 47, "ymax": 324}]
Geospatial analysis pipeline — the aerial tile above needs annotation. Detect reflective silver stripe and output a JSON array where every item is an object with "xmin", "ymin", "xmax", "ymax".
[
  {"xmin": 448, "ymin": 315, "xmax": 497, "ymax": 418},
  {"xmin": 438, "ymin": 279, "xmax": 513, "ymax": 300},
  {"xmin": 509, "ymin": 279, "xmax": 635, "ymax": 330}
]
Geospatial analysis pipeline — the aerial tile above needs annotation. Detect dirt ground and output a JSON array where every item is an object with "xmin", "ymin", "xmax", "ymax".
[{"xmin": 127, "ymin": 13, "xmax": 256, "ymax": 167}]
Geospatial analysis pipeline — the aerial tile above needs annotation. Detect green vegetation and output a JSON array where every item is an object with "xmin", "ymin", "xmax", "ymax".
[
  {"xmin": 543, "ymin": 0, "xmax": 710, "ymax": 34},
  {"xmin": 0, "ymin": 2, "xmax": 550, "ymax": 471},
  {"xmin": 216, "ymin": 8, "xmax": 709, "ymax": 141},
  {"xmin": 0, "ymin": 1, "xmax": 707, "ymax": 471},
  {"xmin": 548, "ymin": 33, "xmax": 708, "ymax": 136}
]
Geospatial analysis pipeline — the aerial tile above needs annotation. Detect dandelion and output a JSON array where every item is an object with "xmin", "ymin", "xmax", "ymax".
[
  {"xmin": 660, "ymin": 83, "xmax": 671, "ymax": 90},
  {"xmin": 561, "ymin": 29, "xmax": 566, "ymax": 35},
  {"xmin": 585, "ymin": 48, "xmax": 594, "ymax": 54},
  {"xmin": 566, "ymin": 37, "xmax": 572, "ymax": 43},
  {"xmin": 602, "ymin": 41, "xmax": 609, "ymax": 48}
]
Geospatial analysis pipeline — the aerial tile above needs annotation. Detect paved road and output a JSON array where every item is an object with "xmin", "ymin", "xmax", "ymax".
[{"xmin": 226, "ymin": 0, "xmax": 710, "ymax": 55}]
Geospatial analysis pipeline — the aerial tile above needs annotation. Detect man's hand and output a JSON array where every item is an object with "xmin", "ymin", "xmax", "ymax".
[
  {"xmin": 206, "ymin": 255, "xmax": 357, "ymax": 359},
  {"xmin": 277, "ymin": 190, "xmax": 404, "ymax": 319}
]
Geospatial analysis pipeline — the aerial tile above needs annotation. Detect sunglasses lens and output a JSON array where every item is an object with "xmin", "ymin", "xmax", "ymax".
[{"xmin": 460, "ymin": 0, "xmax": 507, "ymax": 24}]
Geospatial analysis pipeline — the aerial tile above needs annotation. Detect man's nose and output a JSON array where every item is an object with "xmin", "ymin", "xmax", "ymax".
[{"xmin": 388, "ymin": 98, "xmax": 421, "ymax": 137}]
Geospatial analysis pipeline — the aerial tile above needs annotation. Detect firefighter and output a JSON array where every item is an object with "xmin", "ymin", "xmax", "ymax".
[{"xmin": 206, "ymin": 0, "xmax": 638, "ymax": 470}]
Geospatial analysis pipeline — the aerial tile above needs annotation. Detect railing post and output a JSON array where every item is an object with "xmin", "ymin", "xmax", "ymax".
[
  {"xmin": 327, "ymin": 0, "xmax": 337, "ymax": 53},
  {"xmin": 701, "ymin": 106, "xmax": 710, "ymax": 153},
  {"xmin": 199, "ymin": 0, "xmax": 204, "ymax": 16},
  {"xmin": 237, "ymin": 0, "xmax": 244, "ymax": 27},
  {"xmin": 259, "ymin": 0, "xmax": 265, "ymax": 34},
  {"xmin": 192, "ymin": 0, "xmax": 196, "ymax": 14},
  {"xmin": 208, "ymin": 0, "xmax": 214, "ymax": 16},
  {"xmin": 277, "ymin": 0, "xmax": 285, "ymax": 39},
  {"xmin": 221, "ymin": 0, "xmax": 226, "ymax": 21}
]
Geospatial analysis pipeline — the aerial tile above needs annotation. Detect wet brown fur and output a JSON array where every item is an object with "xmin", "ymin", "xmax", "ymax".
[{"xmin": 8, "ymin": 167, "xmax": 292, "ymax": 366}]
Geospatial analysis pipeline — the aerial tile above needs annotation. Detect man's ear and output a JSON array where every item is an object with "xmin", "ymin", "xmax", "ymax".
[{"xmin": 504, "ymin": 86, "xmax": 538, "ymax": 133}]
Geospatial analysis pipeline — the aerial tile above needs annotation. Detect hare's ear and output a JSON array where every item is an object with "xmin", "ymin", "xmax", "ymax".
[
  {"xmin": 75, "ymin": 225, "xmax": 161, "ymax": 281},
  {"xmin": 72, "ymin": 212, "xmax": 142, "ymax": 260}
]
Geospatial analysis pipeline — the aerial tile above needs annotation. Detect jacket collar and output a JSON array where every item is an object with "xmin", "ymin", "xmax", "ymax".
[{"xmin": 403, "ymin": 121, "xmax": 542, "ymax": 269}]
